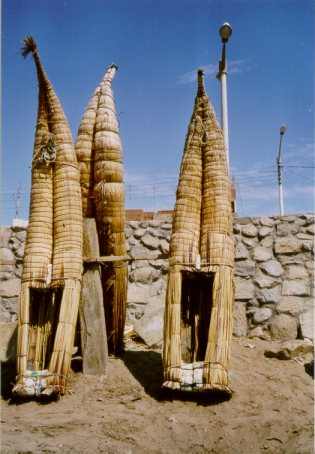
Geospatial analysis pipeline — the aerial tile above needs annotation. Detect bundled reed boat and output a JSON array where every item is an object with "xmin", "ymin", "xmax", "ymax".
[
  {"xmin": 162, "ymin": 69, "xmax": 235, "ymax": 395},
  {"xmin": 13, "ymin": 37, "xmax": 83, "ymax": 397},
  {"xmin": 75, "ymin": 64, "xmax": 127, "ymax": 355}
]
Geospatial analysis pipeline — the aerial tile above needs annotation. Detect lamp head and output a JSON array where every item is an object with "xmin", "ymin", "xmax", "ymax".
[
  {"xmin": 280, "ymin": 125, "xmax": 287, "ymax": 135},
  {"xmin": 219, "ymin": 22, "xmax": 232, "ymax": 43}
]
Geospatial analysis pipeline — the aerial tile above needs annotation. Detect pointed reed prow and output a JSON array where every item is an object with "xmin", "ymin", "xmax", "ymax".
[{"xmin": 197, "ymin": 68, "xmax": 206, "ymax": 96}]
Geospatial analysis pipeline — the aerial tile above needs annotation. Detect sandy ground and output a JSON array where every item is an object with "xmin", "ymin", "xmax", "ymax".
[{"xmin": 1, "ymin": 337, "xmax": 314, "ymax": 454}]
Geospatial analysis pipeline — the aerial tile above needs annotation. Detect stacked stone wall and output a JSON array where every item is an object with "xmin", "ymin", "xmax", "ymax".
[{"xmin": 1, "ymin": 214, "xmax": 313, "ymax": 346}]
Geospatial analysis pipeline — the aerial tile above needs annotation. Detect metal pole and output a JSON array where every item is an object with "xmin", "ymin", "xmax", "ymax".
[
  {"xmin": 220, "ymin": 61, "xmax": 230, "ymax": 171},
  {"xmin": 277, "ymin": 126, "xmax": 287, "ymax": 216}
]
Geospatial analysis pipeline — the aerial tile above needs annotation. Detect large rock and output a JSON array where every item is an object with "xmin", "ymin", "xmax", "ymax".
[
  {"xmin": 0, "ymin": 278, "xmax": 21, "ymax": 298},
  {"xmin": 277, "ymin": 297, "xmax": 303, "ymax": 315},
  {"xmin": 299, "ymin": 309, "xmax": 314, "ymax": 341},
  {"xmin": 260, "ymin": 217, "xmax": 275, "ymax": 227},
  {"xmin": 233, "ymin": 302, "xmax": 247, "ymax": 337},
  {"xmin": 274, "ymin": 238, "xmax": 301, "ymax": 254},
  {"xmin": 269, "ymin": 314, "xmax": 298, "ymax": 341},
  {"xmin": 0, "ymin": 322, "xmax": 17, "ymax": 362},
  {"xmin": 235, "ymin": 243, "xmax": 249, "ymax": 260},
  {"xmin": 252, "ymin": 246, "xmax": 273, "ymax": 262},
  {"xmin": 127, "ymin": 284, "xmax": 147, "ymax": 304},
  {"xmin": 235, "ymin": 278, "xmax": 255, "ymax": 300},
  {"xmin": 133, "ymin": 266, "xmax": 157, "ymax": 284},
  {"xmin": 235, "ymin": 260, "xmax": 255, "ymax": 278},
  {"xmin": 133, "ymin": 297, "xmax": 164, "ymax": 347},
  {"xmin": 252, "ymin": 307, "xmax": 273, "ymax": 324},
  {"xmin": 260, "ymin": 260, "xmax": 283, "ymax": 277},
  {"xmin": 285, "ymin": 264, "xmax": 309, "ymax": 279},
  {"xmin": 141, "ymin": 233, "xmax": 160, "ymax": 250},
  {"xmin": 256, "ymin": 288, "xmax": 280, "ymax": 304},
  {"xmin": 264, "ymin": 340, "xmax": 313, "ymax": 360},
  {"xmin": 242, "ymin": 224, "xmax": 258, "ymax": 238},
  {"xmin": 282, "ymin": 280, "xmax": 310, "ymax": 297},
  {"xmin": 258, "ymin": 227, "xmax": 273, "ymax": 238}
]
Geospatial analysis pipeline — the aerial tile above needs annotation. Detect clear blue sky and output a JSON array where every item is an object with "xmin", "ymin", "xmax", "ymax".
[{"xmin": 2, "ymin": 0, "xmax": 314, "ymax": 224}]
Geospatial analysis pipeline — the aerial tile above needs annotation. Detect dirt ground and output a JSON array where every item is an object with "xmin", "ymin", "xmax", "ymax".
[{"xmin": 1, "ymin": 337, "xmax": 314, "ymax": 454}]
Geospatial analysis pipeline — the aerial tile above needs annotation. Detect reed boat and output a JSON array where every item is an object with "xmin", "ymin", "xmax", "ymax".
[
  {"xmin": 13, "ymin": 37, "xmax": 83, "ymax": 397},
  {"xmin": 162, "ymin": 69, "xmax": 235, "ymax": 395}
]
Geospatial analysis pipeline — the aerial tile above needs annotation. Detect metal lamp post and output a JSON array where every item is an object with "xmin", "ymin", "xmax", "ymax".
[
  {"xmin": 217, "ymin": 22, "xmax": 232, "ymax": 171},
  {"xmin": 277, "ymin": 125, "xmax": 287, "ymax": 216}
]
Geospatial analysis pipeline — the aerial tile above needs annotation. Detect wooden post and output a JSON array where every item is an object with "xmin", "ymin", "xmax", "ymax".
[{"xmin": 79, "ymin": 218, "xmax": 108, "ymax": 374}]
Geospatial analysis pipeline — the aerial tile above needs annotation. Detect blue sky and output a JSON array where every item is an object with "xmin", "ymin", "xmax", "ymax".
[{"xmin": 2, "ymin": 0, "xmax": 314, "ymax": 224}]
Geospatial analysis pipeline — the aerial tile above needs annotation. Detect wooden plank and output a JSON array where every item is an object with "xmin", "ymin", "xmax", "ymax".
[
  {"xmin": 79, "ymin": 218, "xmax": 108, "ymax": 375},
  {"xmin": 83, "ymin": 253, "xmax": 163, "ymax": 263}
]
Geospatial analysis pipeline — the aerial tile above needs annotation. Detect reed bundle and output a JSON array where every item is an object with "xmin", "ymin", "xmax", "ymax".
[
  {"xmin": 163, "ymin": 69, "xmax": 234, "ymax": 394},
  {"xmin": 13, "ymin": 36, "xmax": 83, "ymax": 398},
  {"xmin": 75, "ymin": 65, "xmax": 127, "ymax": 355}
]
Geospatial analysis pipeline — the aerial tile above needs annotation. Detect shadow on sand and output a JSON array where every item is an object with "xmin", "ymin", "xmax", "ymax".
[{"xmin": 121, "ymin": 348, "xmax": 231, "ymax": 406}]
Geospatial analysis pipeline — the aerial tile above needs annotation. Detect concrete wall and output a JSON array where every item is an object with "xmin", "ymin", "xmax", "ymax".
[{"xmin": 1, "ymin": 214, "xmax": 314, "ymax": 347}]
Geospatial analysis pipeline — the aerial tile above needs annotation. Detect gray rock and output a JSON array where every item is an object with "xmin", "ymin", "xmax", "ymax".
[
  {"xmin": 242, "ymin": 224, "xmax": 258, "ymax": 238},
  {"xmin": 285, "ymin": 264, "xmax": 309, "ymax": 280},
  {"xmin": 274, "ymin": 238, "xmax": 301, "ymax": 255},
  {"xmin": 260, "ymin": 217, "xmax": 275, "ymax": 227},
  {"xmin": 235, "ymin": 260, "xmax": 255, "ymax": 278},
  {"xmin": 248, "ymin": 326, "xmax": 271, "ymax": 340},
  {"xmin": 268, "ymin": 314, "xmax": 298, "ymax": 341},
  {"xmin": 15, "ymin": 231, "xmax": 27, "ymax": 242},
  {"xmin": 233, "ymin": 224, "xmax": 241, "ymax": 234},
  {"xmin": 252, "ymin": 246, "xmax": 273, "ymax": 262},
  {"xmin": 127, "ymin": 284, "xmax": 147, "ymax": 304},
  {"xmin": 258, "ymin": 227, "xmax": 273, "ymax": 238},
  {"xmin": 125, "ymin": 228, "xmax": 133, "ymax": 239},
  {"xmin": 260, "ymin": 237, "xmax": 274, "ymax": 248},
  {"xmin": 134, "ymin": 228, "xmax": 146, "ymax": 239},
  {"xmin": 133, "ymin": 297, "xmax": 164, "ymax": 347},
  {"xmin": 15, "ymin": 244, "xmax": 25, "ymax": 259},
  {"xmin": 277, "ymin": 297, "xmax": 303, "ymax": 316},
  {"xmin": 233, "ymin": 303, "xmax": 247, "ymax": 337},
  {"xmin": 0, "ymin": 322, "xmax": 17, "ymax": 363},
  {"xmin": 254, "ymin": 274, "xmax": 278, "ymax": 289},
  {"xmin": 242, "ymin": 237, "xmax": 258, "ymax": 248},
  {"xmin": 260, "ymin": 260, "xmax": 283, "ymax": 277},
  {"xmin": 148, "ymin": 220, "xmax": 161, "ymax": 228},
  {"xmin": 256, "ymin": 289, "xmax": 280, "ymax": 304},
  {"xmin": 296, "ymin": 233, "xmax": 314, "ymax": 240},
  {"xmin": 282, "ymin": 280, "xmax": 310, "ymax": 297},
  {"xmin": 235, "ymin": 243, "xmax": 249, "ymax": 260},
  {"xmin": 130, "ymin": 244, "xmax": 148, "ymax": 257},
  {"xmin": 306, "ymin": 224, "xmax": 315, "ymax": 235},
  {"xmin": 252, "ymin": 307, "xmax": 273, "ymax": 324},
  {"xmin": 133, "ymin": 266, "xmax": 158, "ymax": 284},
  {"xmin": 161, "ymin": 223, "xmax": 172, "ymax": 230},
  {"xmin": 264, "ymin": 339, "xmax": 313, "ymax": 360},
  {"xmin": 159, "ymin": 239, "xmax": 169, "ymax": 255},
  {"xmin": 237, "ymin": 217, "xmax": 252, "ymax": 225},
  {"xmin": 276, "ymin": 222, "xmax": 299, "ymax": 237},
  {"xmin": 0, "ymin": 278, "xmax": 21, "ymax": 298},
  {"xmin": 301, "ymin": 241, "xmax": 314, "ymax": 252},
  {"xmin": 235, "ymin": 278, "xmax": 255, "ymax": 300},
  {"xmin": 299, "ymin": 309, "xmax": 314, "ymax": 341},
  {"xmin": 129, "ymin": 221, "xmax": 139, "ymax": 229},
  {"xmin": 141, "ymin": 233, "xmax": 160, "ymax": 249},
  {"xmin": 0, "ymin": 247, "xmax": 15, "ymax": 261},
  {"xmin": 139, "ymin": 221, "xmax": 148, "ymax": 228}
]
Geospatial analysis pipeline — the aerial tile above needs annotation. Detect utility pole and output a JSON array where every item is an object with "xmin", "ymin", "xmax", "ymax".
[{"xmin": 277, "ymin": 125, "xmax": 287, "ymax": 216}]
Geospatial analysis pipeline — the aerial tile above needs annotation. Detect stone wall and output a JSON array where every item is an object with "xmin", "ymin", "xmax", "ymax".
[{"xmin": 1, "ymin": 214, "xmax": 314, "ymax": 347}]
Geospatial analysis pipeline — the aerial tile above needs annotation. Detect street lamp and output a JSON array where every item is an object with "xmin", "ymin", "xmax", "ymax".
[
  {"xmin": 217, "ymin": 22, "xmax": 232, "ymax": 171},
  {"xmin": 277, "ymin": 125, "xmax": 287, "ymax": 216}
]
